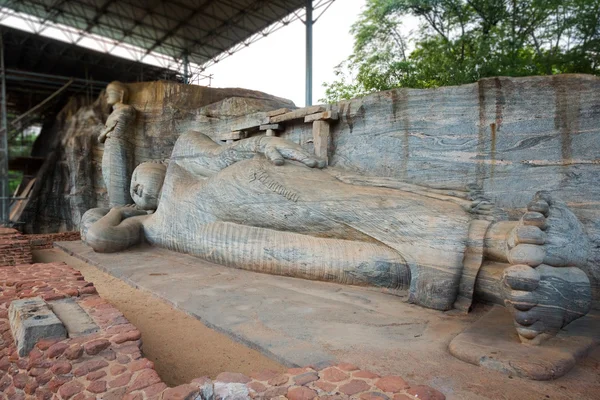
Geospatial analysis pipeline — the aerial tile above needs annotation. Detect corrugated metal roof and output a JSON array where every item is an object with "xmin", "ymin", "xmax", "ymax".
[{"xmin": 0, "ymin": 0, "xmax": 314, "ymax": 70}]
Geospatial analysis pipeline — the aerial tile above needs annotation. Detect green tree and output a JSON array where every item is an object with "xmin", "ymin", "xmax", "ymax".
[{"xmin": 322, "ymin": 0, "xmax": 600, "ymax": 102}]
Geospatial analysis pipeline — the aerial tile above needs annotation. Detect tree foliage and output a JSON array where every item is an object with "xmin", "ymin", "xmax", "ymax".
[{"xmin": 322, "ymin": 0, "xmax": 600, "ymax": 102}]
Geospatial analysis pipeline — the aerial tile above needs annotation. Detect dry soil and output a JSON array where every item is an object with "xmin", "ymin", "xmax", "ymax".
[{"xmin": 33, "ymin": 248, "xmax": 286, "ymax": 387}]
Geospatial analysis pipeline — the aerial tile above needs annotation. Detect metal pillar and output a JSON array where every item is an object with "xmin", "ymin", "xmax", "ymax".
[
  {"xmin": 305, "ymin": 0, "xmax": 313, "ymax": 106},
  {"xmin": 183, "ymin": 53, "xmax": 190, "ymax": 84},
  {"xmin": 0, "ymin": 32, "xmax": 8, "ymax": 224}
]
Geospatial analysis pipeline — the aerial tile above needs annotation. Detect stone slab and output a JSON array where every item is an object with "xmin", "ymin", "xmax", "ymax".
[
  {"xmin": 270, "ymin": 106, "xmax": 326, "ymax": 123},
  {"xmin": 50, "ymin": 243, "xmax": 600, "ymax": 399},
  {"xmin": 55, "ymin": 241, "xmax": 477, "ymax": 369},
  {"xmin": 49, "ymin": 297, "xmax": 99, "ymax": 337},
  {"xmin": 9, "ymin": 297, "xmax": 67, "ymax": 356},
  {"xmin": 449, "ymin": 305, "xmax": 600, "ymax": 380}
]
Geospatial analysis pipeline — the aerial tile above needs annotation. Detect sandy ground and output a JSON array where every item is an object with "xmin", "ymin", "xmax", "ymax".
[{"xmin": 33, "ymin": 248, "xmax": 286, "ymax": 387}]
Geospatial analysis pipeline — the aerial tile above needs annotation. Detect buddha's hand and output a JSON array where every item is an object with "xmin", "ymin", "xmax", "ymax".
[
  {"xmin": 98, "ymin": 121, "xmax": 117, "ymax": 143},
  {"xmin": 246, "ymin": 136, "xmax": 326, "ymax": 168},
  {"xmin": 111, "ymin": 204, "xmax": 149, "ymax": 219}
]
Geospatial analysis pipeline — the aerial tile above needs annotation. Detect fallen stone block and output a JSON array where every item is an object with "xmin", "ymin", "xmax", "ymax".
[{"xmin": 9, "ymin": 297, "xmax": 67, "ymax": 356}]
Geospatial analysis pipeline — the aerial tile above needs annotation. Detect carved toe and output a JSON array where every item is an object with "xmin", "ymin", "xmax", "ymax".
[
  {"xmin": 508, "ymin": 244, "xmax": 545, "ymax": 266},
  {"xmin": 522, "ymin": 211, "xmax": 547, "ymax": 230}
]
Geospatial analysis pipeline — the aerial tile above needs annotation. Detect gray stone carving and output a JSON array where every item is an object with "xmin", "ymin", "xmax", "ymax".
[
  {"xmin": 82, "ymin": 128, "xmax": 592, "ymax": 346},
  {"xmin": 100, "ymin": 81, "xmax": 136, "ymax": 207}
]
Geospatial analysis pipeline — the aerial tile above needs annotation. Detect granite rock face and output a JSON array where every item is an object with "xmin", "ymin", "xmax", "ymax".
[
  {"xmin": 278, "ymin": 74, "xmax": 600, "ymax": 306},
  {"xmin": 20, "ymin": 82, "xmax": 295, "ymax": 233},
  {"xmin": 22, "ymin": 75, "xmax": 600, "ymax": 307}
]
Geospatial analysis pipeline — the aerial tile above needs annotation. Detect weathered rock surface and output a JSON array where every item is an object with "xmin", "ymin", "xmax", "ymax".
[
  {"xmin": 20, "ymin": 82, "xmax": 296, "ymax": 233},
  {"xmin": 21, "ymin": 75, "xmax": 600, "ymax": 306},
  {"xmin": 278, "ymin": 74, "xmax": 600, "ymax": 306}
]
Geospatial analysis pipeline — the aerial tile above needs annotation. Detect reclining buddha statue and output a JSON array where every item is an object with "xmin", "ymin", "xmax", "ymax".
[{"xmin": 84, "ymin": 87, "xmax": 592, "ymax": 347}]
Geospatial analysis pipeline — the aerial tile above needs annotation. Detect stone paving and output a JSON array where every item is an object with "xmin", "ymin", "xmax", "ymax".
[{"xmin": 0, "ymin": 257, "xmax": 445, "ymax": 399}]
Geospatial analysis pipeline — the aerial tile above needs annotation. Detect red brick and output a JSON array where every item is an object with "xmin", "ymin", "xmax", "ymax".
[
  {"xmin": 46, "ymin": 342, "xmax": 69, "ymax": 358},
  {"xmin": 36, "ymin": 370, "xmax": 54, "ymax": 385},
  {"xmin": 0, "ymin": 374, "xmax": 11, "ymax": 391},
  {"xmin": 126, "ymin": 369, "xmax": 161, "ymax": 392},
  {"xmin": 13, "ymin": 372, "xmax": 29, "ymax": 389},
  {"xmin": 51, "ymin": 361, "xmax": 72, "ymax": 375},
  {"xmin": 84, "ymin": 338, "xmax": 111, "ymax": 355},
  {"xmin": 108, "ymin": 372, "xmax": 133, "ymax": 388},
  {"xmin": 28, "ymin": 367, "xmax": 47, "ymax": 377},
  {"xmin": 161, "ymin": 384, "xmax": 200, "ymax": 400},
  {"xmin": 73, "ymin": 359, "xmax": 109, "ymax": 377},
  {"xmin": 79, "ymin": 286, "xmax": 97, "ymax": 295},
  {"xmin": 264, "ymin": 386, "xmax": 289, "ymax": 398},
  {"xmin": 315, "ymin": 380, "xmax": 337, "ymax": 392},
  {"xmin": 248, "ymin": 381, "xmax": 267, "ymax": 393},
  {"xmin": 24, "ymin": 379, "xmax": 40, "ymax": 395},
  {"xmin": 64, "ymin": 344, "xmax": 84, "ymax": 360},
  {"xmin": 294, "ymin": 372, "xmax": 319, "ymax": 386},
  {"xmin": 337, "ymin": 363, "xmax": 359, "ymax": 372},
  {"xmin": 375, "ymin": 376, "xmax": 409, "ymax": 393},
  {"xmin": 287, "ymin": 386, "xmax": 318, "ymax": 400},
  {"xmin": 339, "ymin": 380, "xmax": 370, "ymax": 396},
  {"xmin": 110, "ymin": 364, "xmax": 127, "ymax": 375},
  {"xmin": 406, "ymin": 386, "xmax": 445, "ymax": 400},
  {"xmin": 0, "ymin": 356, "xmax": 9, "ymax": 371},
  {"xmin": 36, "ymin": 337, "xmax": 63, "ymax": 350},
  {"xmin": 215, "ymin": 371, "xmax": 251, "ymax": 384},
  {"xmin": 249, "ymin": 369, "xmax": 279, "ymax": 381},
  {"xmin": 58, "ymin": 380, "xmax": 84, "ymax": 399},
  {"xmin": 34, "ymin": 387, "xmax": 54, "ymax": 400},
  {"xmin": 267, "ymin": 373, "xmax": 289, "ymax": 386},
  {"xmin": 130, "ymin": 358, "xmax": 154, "ymax": 372},
  {"xmin": 111, "ymin": 329, "xmax": 142, "ymax": 344},
  {"xmin": 87, "ymin": 370, "xmax": 107, "ymax": 381},
  {"xmin": 353, "ymin": 371, "xmax": 380, "ymax": 379},
  {"xmin": 319, "ymin": 367, "xmax": 349, "ymax": 383},
  {"xmin": 87, "ymin": 380, "xmax": 107, "ymax": 394},
  {"xmin": 142, "ymin": 382, "xmax": 168, "ymax": 397}
]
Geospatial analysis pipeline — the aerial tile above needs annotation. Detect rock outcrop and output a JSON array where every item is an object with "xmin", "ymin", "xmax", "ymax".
[
  {"xmin": 20, "ymin": 75, "xmax": 600, "ymax": 306},
  {"xmin": 20, "ymin": 82, "xmax": 295, "ymax": 233}
]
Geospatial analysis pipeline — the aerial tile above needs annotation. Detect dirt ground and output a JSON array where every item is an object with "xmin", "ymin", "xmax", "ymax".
[{"xmin": 33, "ymin": 248, "xmax": 286, "ymax": 387}]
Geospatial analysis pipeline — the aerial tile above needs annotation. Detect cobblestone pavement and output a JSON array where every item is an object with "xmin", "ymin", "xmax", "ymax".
[{"xmin": 0, "ymin": 257, "xmax": 445, "ymax": 399}]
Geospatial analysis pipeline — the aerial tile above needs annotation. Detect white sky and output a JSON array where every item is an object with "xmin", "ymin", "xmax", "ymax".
[{"xmin": 203, "ymin": 0, "xmax": 367, "ymax": 106}]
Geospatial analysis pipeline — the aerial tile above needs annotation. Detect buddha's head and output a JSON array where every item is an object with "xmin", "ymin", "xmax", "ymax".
[
  {"xmin": 106, "ymin": 81, "xmax": 128, "ymax": 106},
  {"xmin": 130, "ymin": 161, "xmax": 167, "ymax": 210}
]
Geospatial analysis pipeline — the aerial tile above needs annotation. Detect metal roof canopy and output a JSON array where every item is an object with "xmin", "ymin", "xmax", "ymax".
[
  {"xmin": 0, "ymin": 0, "xmax": 338, "ymax": 223},
  {"xmin": 0, "ymin": 0, "xmax": 329, "ymax": 71}
]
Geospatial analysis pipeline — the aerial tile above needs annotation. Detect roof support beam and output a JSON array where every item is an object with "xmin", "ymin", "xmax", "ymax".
[
  {"xmin": 0, "ymin": 31, "xmax": 8, "ymax": 223},
  {"xmin": 305, "ymin": 0, "xmax": 312, "ymax": 106}
]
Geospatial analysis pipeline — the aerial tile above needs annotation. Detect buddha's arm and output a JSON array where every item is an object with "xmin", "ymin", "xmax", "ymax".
[
  {"xmin": 85, "ymin": 206, "xmax": 149, "ymax": 253},
  {"xmin": 170, "ymin": 131, "xmax": 324, "ymax": 176},
  {"xmin": 99, "ymin": 104, "xmax": 135, "ymax": 143}
]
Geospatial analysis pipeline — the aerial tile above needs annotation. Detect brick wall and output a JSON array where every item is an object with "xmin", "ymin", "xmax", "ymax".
[
  {"xmin": 0, "ymin": 228, "xmax": 33, "ymax": 266},
  {"xmin": 27, "ymin": 231, "xmax": 82, "ymax": 250},
  {"xmin": 0, "ymin": 228, "xmax": 80, "ymax": 266}
]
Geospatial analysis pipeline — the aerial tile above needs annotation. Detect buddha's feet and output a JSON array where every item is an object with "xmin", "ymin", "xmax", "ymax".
[{"xmin": 501, "ymin": 191, "xmax": 591, "ymax": 345}]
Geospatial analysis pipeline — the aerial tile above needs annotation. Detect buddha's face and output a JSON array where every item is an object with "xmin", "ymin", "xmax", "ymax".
[
  {"xmin": 106, "ymin": 89, "xmax": 121, "ymax": 106},
  {"xmin": 130, "ymin": 162, "xmax": 167, "ymax": 210},
  {"xmin": 106, "ymin": 81, "xmax": 128, "ymax": 106}
]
